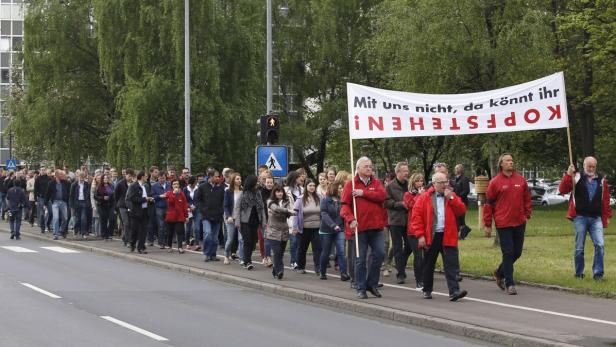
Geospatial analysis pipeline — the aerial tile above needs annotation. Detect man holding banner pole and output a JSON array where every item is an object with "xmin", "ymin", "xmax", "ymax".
[{"xmin": 341, "ymin": 156, "xmax": 388, "ymax": 299}]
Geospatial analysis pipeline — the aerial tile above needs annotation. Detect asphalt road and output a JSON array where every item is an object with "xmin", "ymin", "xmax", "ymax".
[{"xmin": 0, "ymin": 236, "xmax": 483, "ymax": 347}]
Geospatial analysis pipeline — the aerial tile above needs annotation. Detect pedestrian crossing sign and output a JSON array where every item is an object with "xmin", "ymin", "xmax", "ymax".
[
  {"xmin": 5, "ymin": 159, "xmax": 17, "ymax": 170},
  {"xmin": 256, "ymin": 145, "xmax": 288, "ymax": 177}
]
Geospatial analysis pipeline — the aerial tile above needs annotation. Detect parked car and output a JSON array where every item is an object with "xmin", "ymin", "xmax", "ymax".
[
  {"xmin": 540, "ymin": 187, "xmax": 569, "ymax": 206},
  {"xmin": 530, "ymin": 187, "xmax": 545, "ymax": 206}
]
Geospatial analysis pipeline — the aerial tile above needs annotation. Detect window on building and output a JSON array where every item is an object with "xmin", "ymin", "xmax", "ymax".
[
  {"xmin": 0, "ymin": 85, "xmax": 8, "ymax": 99},
  {"xmin": 12, "ymin": 21, "xmax": 21, "ymax": 36},
  {"xmin": 0, "ymin": 53, "xmax": 8, "ymax": 67},
  {"xmin": 1, "ymin": 69, "xmax": 9, "ymax": 83},
  {"xmin": 0, "ymin": 21, "xmax": 9, "ymax": 35},
  {"xmin": 0, "ymin": 37, "xmax": 9, "ymax": 51},
  {"xmin": 11, "ymin": 37, "xmax": 21, "ymax": 51}
]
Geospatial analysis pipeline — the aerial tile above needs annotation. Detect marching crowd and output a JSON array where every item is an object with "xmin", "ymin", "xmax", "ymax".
[{"xmin": 0, "ymin": 153, "xmax": 609, "ymax": 300}]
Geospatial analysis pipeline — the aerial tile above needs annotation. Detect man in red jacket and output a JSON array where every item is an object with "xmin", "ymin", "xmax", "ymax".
[
  {"xmin": 559, "ymin": 157, "xmax": 611, "ymax": 281},
  {"xmin": 483, "ymin": 153, "xmax": 531, "ymax": 295},
  {"xmin": 411, "ymin": 172, "xmax": 468, "ymax": 301},
  {"xmin": 341, "ymin": 156, "xmax": 387, "ymax": 299}
]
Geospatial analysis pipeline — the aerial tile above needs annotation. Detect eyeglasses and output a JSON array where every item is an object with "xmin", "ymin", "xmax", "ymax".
[{"xmin": 434, "ymin": 180, "xmax": 449, "ymax": 184}]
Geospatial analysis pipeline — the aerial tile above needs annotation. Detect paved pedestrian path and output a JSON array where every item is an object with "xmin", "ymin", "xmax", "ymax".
[{"xmin": 3, "ymin": 223, "xmax": 616, "ymax": 346}]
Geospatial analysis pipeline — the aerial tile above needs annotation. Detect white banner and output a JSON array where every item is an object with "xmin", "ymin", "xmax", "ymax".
[{"xmin": 347, "ymin": 72, "xmax": 568, "ymax": 140}]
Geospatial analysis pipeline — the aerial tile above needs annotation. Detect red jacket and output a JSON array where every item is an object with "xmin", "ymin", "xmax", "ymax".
[
  {"xmin": 341, "ymin": 174, "xmax": 387, "ymax": 240},
  {"xmin": 403, "ymin": 191, "xmax": 421, "ymax": 237},
  {"xmin": 559, "ymin": 173, "xmax": 612, "ymax": 228},
  {"xmin": 483, "ymin": 171, "xmax": 531, "ymax": 228},
  {"xmin": 164, "ymin": 190, "xmax": 189, "ymax": 223},
  {"xmin": 410, "ymin": 187, "xmax": 466, "ymax": 247}
]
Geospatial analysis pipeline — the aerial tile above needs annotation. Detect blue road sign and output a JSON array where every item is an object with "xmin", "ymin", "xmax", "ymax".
[
  {"xmin": 256, "ymin": 145, "xmax": 288, "ymax": 178},
  {"xmin": 5, "ymin": 159, "xmax": 17, "ymax": 170}
]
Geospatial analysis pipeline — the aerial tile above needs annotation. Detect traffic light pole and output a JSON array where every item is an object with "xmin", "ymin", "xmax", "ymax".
[{"xmin": 266, "ymin": 0, "xmax": 273, "ymax": 114}]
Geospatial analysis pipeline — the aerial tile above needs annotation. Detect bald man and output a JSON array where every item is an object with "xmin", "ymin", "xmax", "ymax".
[
  {"xmin": 559, "ymin": 157, "xmax": 612, "ymax": 281},
  {"xmin": 411, "ymin": 172, "xmax": 468, "ymax": 301}
]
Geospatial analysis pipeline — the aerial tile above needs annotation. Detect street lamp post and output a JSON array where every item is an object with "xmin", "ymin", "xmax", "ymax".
[{"xmin": 184, "ymin": 0, "xmax": 191, "ymax": 170}]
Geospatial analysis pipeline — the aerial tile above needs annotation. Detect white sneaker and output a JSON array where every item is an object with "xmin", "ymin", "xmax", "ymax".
[{"xmin": 239, "ymin": 260, "xmax": 245, "ymax": 266}]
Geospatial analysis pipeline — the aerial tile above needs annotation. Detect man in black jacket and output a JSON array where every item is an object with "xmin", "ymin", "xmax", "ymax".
[
  {"xmin": 34, "ymin": 167, "xmax": 53, "ymax": 233},
  {"xmin": 115, "ymin": 169, "xmax": 134, "ymax": 246},
  {"xmin": 69, "ymin": 171, "xmax": 91, "ymax": 239},
  {"xmin": 454, "ymin": 164, "xmax": 471, "ymax": 239},
  {"xmin": 45, "ymin": 170, "xmax": 71, "ymax": 240},
  {"xmin": 195, "ymin": 170, "xmax": 225, "ymax": 261},
  {"xmin": 126, "ymin": 171, "xmax": 154, "ymax": 253}
]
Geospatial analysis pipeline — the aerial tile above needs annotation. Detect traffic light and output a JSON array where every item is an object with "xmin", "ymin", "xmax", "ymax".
[{"xmin": 260, "ymin": 114, "xmax": 280, "ymax": 144}]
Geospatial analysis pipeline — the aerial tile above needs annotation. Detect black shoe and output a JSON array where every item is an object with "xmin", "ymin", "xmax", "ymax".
[
  {"xmin": 15, "ymin": 236, "xmax": 20, "ymax": 240},
  {"xmin": 377, "ymin": 283, "xmax": 383, "ymax": 288},
  {"xmin": 231, "ymin": 254, "xmax": 239, "ymax": 260},
  {"xmin": 319, "ymin": 274, "xmax": 327, "ymax": 280},
  {"xmin": 449, "ymin": 289, "xmax": 468, "ymax": 301},
  {"xmin": 138, "ymin": 250, "xmax": 147, "ymax": 254},
  {"xmin": 423, "ymin": 291, "xmax": 432, "ymax": 299},
  {"xmin": 367, "ymin": 287, "xmax": 382, "ymax": 298},
  {"xmin": 204, "ymin": 258, "xmax": 210, "ymax": 262},
  {"xmin": 574, "ymin": 274, "xmax": 585, "ymax": 279},
  {"xmin": 356, "ymin": 291, "xmax": 368, "ymax": 299},
  {"xmin": 298, "ymin": 269, "xmax": 306, "ymax": 274},
  {"xmin": 459, "ymin": 225, "xmax": 472, "ymax": 240},
  {"xmin": 10, "ymin": 233, "xmax": 14, "ymax": 239},
  {"xmin": 456, "ymin": 274, "xmax": 463, "ymax": 282},
  {"xmin": 396, "ymin": 276, "xmax": 405, "ymax": 284},
  {"xmin": 340, "ymin": 273, "xmax": 350, "ymax": 282},
  {"xmin": 493, "ymin": 269, "xmax": 505, "ymax": 290},
  {"xmin": 593, "ymin": 274, "xmax": 604, "ymax": 281},
  {"xmin": 277, "ymin": 272, "xmax": 283, "ymax": 280},
  {"xmin": 210, "ymin": 257, "xmax": 220, "ymax": 262},
  {"xmin": 247, "ymin": 263, "xmax": 254, "ymax": 270}
]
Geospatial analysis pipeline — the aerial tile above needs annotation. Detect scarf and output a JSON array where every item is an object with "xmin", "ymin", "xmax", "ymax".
[{"xmin": 240, "ymin": 189, "xmax": 264, "ymax": 212}]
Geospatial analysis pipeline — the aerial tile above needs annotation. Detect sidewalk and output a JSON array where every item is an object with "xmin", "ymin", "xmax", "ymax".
[{"xmin": 5, "ymin": 223, "xmax": 616, "ymax": 347}]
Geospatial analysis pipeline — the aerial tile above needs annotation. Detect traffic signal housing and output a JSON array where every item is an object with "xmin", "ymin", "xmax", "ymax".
[{"xmin": 260, "ymin": 114, "xmax": 280, "ymax": 144}]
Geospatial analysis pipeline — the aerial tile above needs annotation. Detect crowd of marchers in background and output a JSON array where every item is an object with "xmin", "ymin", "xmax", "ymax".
[{"xmin": 0, "ymin": 154, "xmax": 608, "ymax": 300}]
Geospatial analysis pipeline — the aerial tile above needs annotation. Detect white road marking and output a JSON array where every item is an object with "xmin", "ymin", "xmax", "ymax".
[
  {"xmin": 20, "ymin": 282, "xmax": 62, "ymax": 299},
  {"xmin": 100, "ymin": 316, "xmax": 169, "ymax": 341},
  {"xmin": 132, "ymin": 246, "xmax": 616, "ymax": 327},
  {"xmin": 1, "ymin": 246, "xmax": 38, "ymax": 253},
  {"xmin": 41, "ymin": 246, "xmax": 80, "ymax": 253}
]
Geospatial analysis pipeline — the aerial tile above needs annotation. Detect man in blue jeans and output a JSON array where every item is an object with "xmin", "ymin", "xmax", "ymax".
[
  {"xmin": 195, "ymin": 170, "xmax": 225, "ymax": 261},
  {"xmin": 340, "ymin": 157, "xmax": 388, "ymax": 299},
  {"xmin": 45, "ymin": 170, "xmax": 71, "ymax": 240},
  {"xmin": 559, "ymin": 157, "xmax": 612, "ymax": 281}
]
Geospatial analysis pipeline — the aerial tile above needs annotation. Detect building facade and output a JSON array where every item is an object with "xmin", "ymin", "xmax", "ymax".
[{"xmin": 0, "ymin": 0, "xmax": 23, "ymax": 164}]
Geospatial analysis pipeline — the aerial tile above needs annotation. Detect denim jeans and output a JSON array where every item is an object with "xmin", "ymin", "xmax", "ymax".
[
  {"xmin": 496, "ymin": 223, "xmax": 525, "ymax": 287},
  {"xmin": 155, "ymin": 207, "xmax": 167, "ymax": 246},
  {"xmin": 119, "ymin": 207, "xmax": 130, "ymax": 243},
  {"xmin": 37, "ymin": 197, "xmax": 52, "ymax": 233},
  {"xmin": 355, "ymin": 229, "xmax": 385, "ymax": 292},
  {"xmin": 269, "ymin": 239, "xmax": 287, "ymax": 276},
  {"xmin": 98, "ymin": 204, "xmax": 112, "ymax": 239},
  {"xmin": 319, "ymin": 232, "xmax": 346, "ymax": 276},
  {"xmin": 224, "ymin": 221, "xmax": 243, "ymax": 257},
  {"xmin": 202, "ymin": 219, "xmax": 221, "ymax": 258},
  {"xmin": 51, "ymin": 200, "xmax": 68, "ymax": 237},
  {"xmin": 289, "ymin": 233, "xmax": 298, "ymax": 265},
  {"xmin": 390, "ymin": 225, "xmax": 411, "ymax": 279},
  {"xmin": 75, "ymin": 201, "xmax": 90, "ymax": 235},
  {"xmin": 298, "ymin": 228, "xmax": 321, "ymax": 271},
  {"xmin": 9, "ymin": 209, "xmax": 22, "ymax": 237},
  {"xmin": 573, "ymin": 216, "xmax": 604, "ymax": 276},
  {"xmin": 185, "ymin": 217, "xmax": 194, "ymax": 244}
]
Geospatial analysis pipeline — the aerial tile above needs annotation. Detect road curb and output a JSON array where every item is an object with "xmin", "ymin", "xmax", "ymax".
[{"xmin": 12, "ymin": 229, "xmax": 579, "ymax": 347}]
